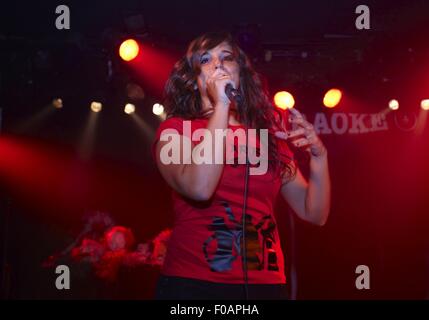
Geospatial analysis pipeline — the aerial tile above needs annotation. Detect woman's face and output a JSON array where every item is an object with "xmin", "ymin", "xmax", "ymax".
[{"xmin": 195, "ymin": 41, "xmax": 240, "ymax": 104}]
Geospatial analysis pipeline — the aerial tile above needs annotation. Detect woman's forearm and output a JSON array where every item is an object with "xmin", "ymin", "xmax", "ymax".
[
  {"xmin": 178, "ymin": 105, "xmax": 229, "ymax": 200},
  {"xmin": 305, "ymin": 152, "xmax": 331, "ymax": 225}
]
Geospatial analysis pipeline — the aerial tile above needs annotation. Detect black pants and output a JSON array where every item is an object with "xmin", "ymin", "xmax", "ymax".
[{"xmin": 155, "ymin": 275, "xmax": 288, "ymax": 300}]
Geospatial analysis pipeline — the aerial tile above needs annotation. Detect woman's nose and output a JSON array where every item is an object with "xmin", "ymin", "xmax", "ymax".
[{"xmin": 213, "ymin": 57, "xmax": 222, "ymax": 69}]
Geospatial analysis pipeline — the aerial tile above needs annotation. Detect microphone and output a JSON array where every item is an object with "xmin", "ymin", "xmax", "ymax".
[{"xmin": 225, "ymin": 83, "xmax": 243, "ymax": 103}]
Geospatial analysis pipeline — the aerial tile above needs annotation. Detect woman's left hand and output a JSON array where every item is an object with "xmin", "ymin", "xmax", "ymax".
[{"xmin": 275, "ymin": 108, "xmax": 327, "ymax": 158}]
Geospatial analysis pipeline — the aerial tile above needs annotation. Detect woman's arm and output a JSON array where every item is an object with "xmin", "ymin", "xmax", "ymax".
[
  {"xmin": 155, "ymin": 105, "xmax": 229, "ymax": 201},
  {"xmin": 281, "ymin": 153, "xmax": 330, "ymax": 226},
  {"xmin": 155, "ymin": 68, "xmax": 233, "ymax": 201},
  {"xmin": 276, "ymin": 108, "xmax": 331, "ymax": 226}
]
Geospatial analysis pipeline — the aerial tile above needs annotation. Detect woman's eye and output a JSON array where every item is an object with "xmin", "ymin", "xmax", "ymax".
[
  {"xmin": 200, "ymin": 56, "xmax": 209, "ymax": 64},
  {"xmin": 223, "ymin": 55, "xmax": 234, "ymax": 62}
]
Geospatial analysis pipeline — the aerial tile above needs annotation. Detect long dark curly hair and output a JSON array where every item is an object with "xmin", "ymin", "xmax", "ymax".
[{"xmin": 163, "ymin": 31, "xmax": 295, "ymax": 180}]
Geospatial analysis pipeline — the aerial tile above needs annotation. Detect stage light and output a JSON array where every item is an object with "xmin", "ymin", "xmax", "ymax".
[
  {"xmin": 274, "ymin": 91, "xmax": 295, "ymax": 110},
  {"xmin": 52, "ymin": 98, "xmax": 63, "ymax": 109},
  {"xmin": 90, "ymin": 101, "xmax": 102, "ymax": 113},
  {"xmin": 421, "ymin": 99, "xmax": 429, "ymax": 111},
  {"xmin": 124, "ymin": 103, "xmax": 136, "ymax": 114},
  {"xmin": 323, "ymin": 89, "xmax": 342, "ymax": 108},
  {"xmin": 153, "ymin": 103, "xmax": 164, "ymax": 116},
  {"xmin": 119, "ymin": 39, "xmax": 140, "ymax": 62},
  {"xmin": 389, "ymin": 99, "xmax": 399, "ymax": 110},
  {"xmin": 126, "ymin": 83, "xmax": 145, "ymax": 100}
]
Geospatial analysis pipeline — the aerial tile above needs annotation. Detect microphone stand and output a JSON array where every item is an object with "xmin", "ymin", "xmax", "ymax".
[
  {"xmin": 241, "ymin": 122, "xmax": 250, "ymax": 300},
  {"xmin": 235, "ymin": 96, "xmax": 250, "ymax": 300},
  {"xmin": 228, "ymin": 88, "xmax": 249, "ymax": 300}
]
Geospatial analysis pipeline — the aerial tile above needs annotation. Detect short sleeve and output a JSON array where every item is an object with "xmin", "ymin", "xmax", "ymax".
[{"xmin": 151, "ymin": 117, "xmax": 186, "ymax": 161}]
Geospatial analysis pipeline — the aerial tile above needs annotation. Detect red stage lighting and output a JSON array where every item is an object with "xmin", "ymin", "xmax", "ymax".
[
  {"xmin": 274, "ymin": 91, "xmax": 295, "ymax": 110},
  {"xmin": 119, "ymin": 39, "xmax": 140, "ymax": 62},
  {"xmin": 323, "ymin": 89, "xmax": 342, "ymax": 108}
]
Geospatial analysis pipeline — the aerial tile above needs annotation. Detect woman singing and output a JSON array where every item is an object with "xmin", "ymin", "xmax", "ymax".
[{"xmin": 152, "ymin": 31, "xmax": 330, "ymax": 299}]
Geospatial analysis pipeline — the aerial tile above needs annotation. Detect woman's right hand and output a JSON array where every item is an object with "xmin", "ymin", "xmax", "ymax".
[{"xmin": 206, "ymin": 68, "xmax": 234, "ymax": 108}]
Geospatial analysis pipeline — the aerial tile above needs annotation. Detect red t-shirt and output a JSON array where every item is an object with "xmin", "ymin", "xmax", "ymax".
[{"xmin": 153, "ymin": 116, "xmax": 293, "ymax": 284}]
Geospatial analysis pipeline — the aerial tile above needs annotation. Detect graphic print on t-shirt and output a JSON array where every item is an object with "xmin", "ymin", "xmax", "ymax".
[{"xmin": 202, "ymin": 201, "xmax": 279, "ymax": 273}]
